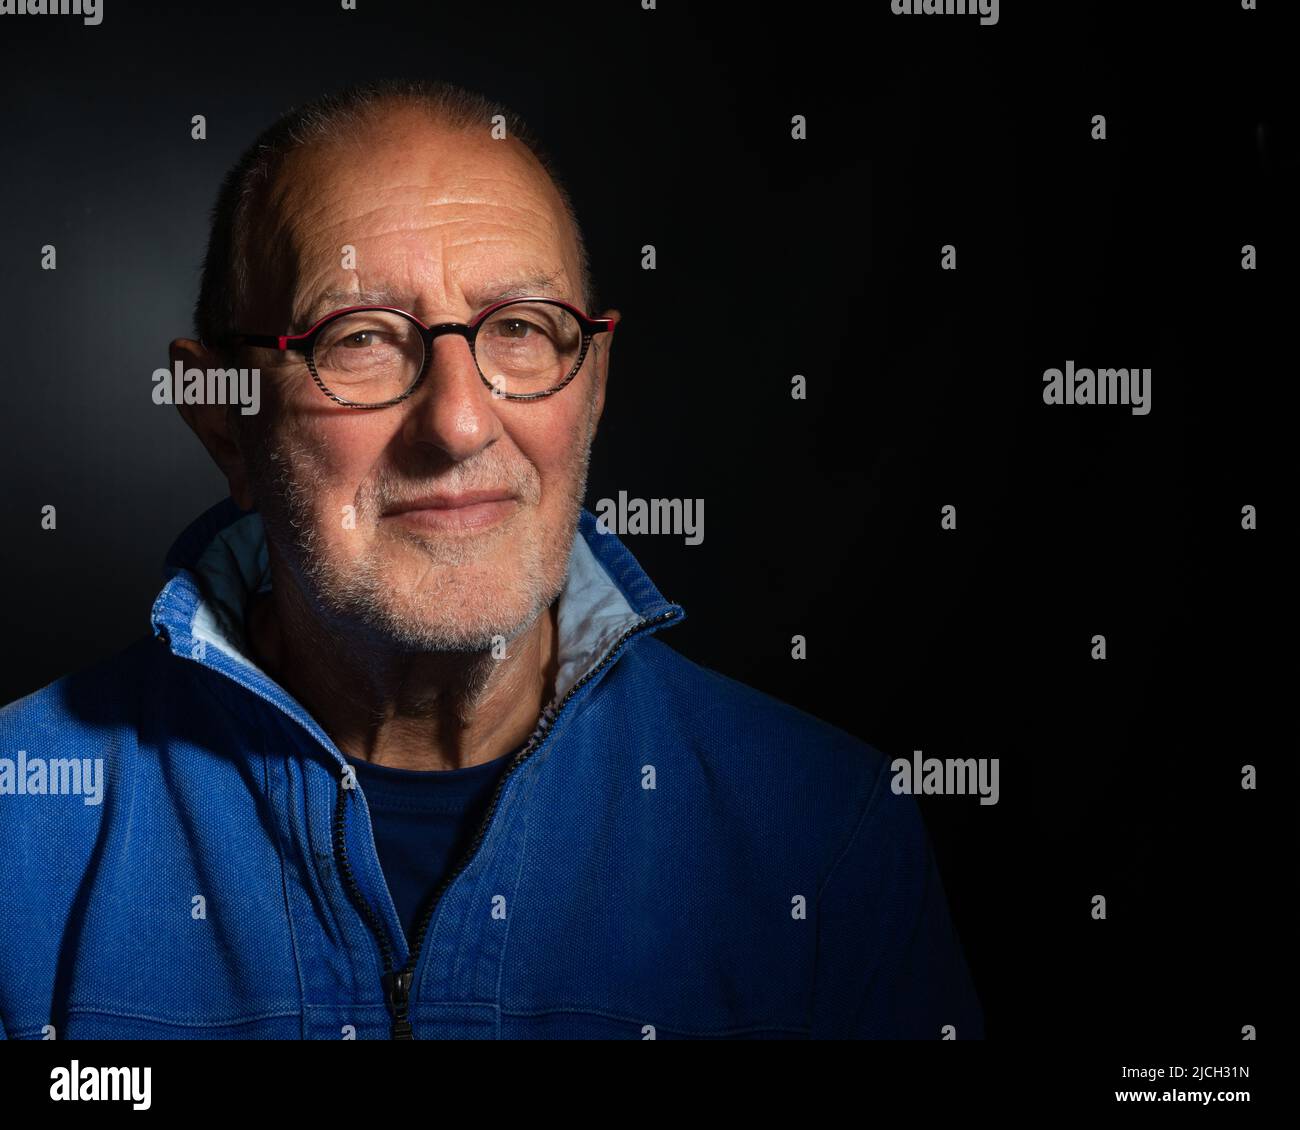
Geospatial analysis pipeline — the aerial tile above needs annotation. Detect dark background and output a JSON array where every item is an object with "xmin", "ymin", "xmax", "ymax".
[{"xmin": 0, "ymin": 0, "xmax": 1290, "ymax": 1044}]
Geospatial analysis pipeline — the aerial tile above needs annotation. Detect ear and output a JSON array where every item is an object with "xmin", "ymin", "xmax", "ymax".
[
  {"xmin": 169, "ymin": 337, "xmax": 256, "ymax": 511},
  {"xmin": 590, "ymin": 308, "xmax": 620, "ymax": 428}
]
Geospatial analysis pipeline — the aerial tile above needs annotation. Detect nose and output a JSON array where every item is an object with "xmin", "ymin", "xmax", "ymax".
[{"xmin": 399, "ymin": 325, "xmax": 503, "ymax": 461}]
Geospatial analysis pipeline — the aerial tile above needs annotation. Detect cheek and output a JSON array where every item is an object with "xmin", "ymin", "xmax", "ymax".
[
  {"xmin": 510, "ymin": 407, "xmax": 588, "ymax": 487},
  {"xmin": 282, "ymin": 420, "xmax": 382, "ymax": 521}
]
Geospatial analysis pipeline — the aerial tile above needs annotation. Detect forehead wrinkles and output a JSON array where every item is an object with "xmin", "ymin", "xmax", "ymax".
[
  {"xmin": 295, "ymin": 193, "xmax": 566, "ymax": 254},
  {"xmin": 238, "ymin": 103, "xmax": 587, "ymax": 319},
  {"xmin": 282, "ymin": 119, "xmax": 554, "ymax": 223},
  {"xmin": 264, "ymin": 146, "xmax": 575, "ymax": 308}
]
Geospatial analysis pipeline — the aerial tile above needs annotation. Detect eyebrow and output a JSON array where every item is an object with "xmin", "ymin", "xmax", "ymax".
[{"xmin": 297, "ymin": 271, "xmax": 566, "ymax": 329}]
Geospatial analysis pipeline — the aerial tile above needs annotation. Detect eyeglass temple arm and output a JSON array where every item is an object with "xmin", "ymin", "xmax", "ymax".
[{"xmin": 226, "ymin": 333, "xmax": 304, "ymax": 351}]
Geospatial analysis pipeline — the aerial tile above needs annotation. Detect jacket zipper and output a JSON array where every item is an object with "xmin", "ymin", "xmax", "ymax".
[{"xmin": 330, "ymin": 606, "xmax": 681, "ymax": 1039}]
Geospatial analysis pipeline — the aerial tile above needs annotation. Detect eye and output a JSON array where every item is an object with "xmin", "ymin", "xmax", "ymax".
[{"xmin": 497, "ymin": 318, "xmax": 532, "ymax": 339}]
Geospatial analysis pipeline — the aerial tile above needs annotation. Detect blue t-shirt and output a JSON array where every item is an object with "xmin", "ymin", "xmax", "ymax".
[{"xmin": 345, "ymin": 752, "xmax": 512, "ymax": 950}]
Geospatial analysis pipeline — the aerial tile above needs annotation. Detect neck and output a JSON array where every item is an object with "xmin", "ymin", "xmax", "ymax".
[{"xmin": 245, "ymin": 569, "xmax": 559, "ymax": 772}]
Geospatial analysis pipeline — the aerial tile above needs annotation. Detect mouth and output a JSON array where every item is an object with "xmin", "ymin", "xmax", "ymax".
[{"xmin": 381, "ymin": 489, "xmax": 519, "ymax": 532}]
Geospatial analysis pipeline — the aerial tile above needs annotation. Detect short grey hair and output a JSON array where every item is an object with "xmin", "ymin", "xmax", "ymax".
[{"xmin": 194, "ymin": 78, "xmax": 597, "ymax": 351}]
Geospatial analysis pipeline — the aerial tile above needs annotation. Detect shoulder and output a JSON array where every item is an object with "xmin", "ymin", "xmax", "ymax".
[
  {"xmin": 607, "ymin": 635, "xmax": 899, "ymax": 851},
  {"xmin": 0, "ymin": 634, "xmax": 168, "ymax": 737},
  {"xmin": 617, "ymin": 634, "xmax": 886, "ymax": 762},
  {"xmin": 0, "ymin": 634, "xmax": 193, "ymax": 854}
]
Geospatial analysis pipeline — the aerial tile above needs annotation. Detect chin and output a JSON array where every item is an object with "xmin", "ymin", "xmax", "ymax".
[
  {"xmin": 377, "ymin": 559, "xmax": 550, "ymax": 645},
  {"xmin": 376, "ymin": 598, "xmax": 542, "ymax": 654}
]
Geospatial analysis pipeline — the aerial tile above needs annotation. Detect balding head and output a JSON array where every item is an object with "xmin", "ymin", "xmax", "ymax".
[{"xmin": 195, "ymin": 79, "xmax": 596, "ymax": 352}]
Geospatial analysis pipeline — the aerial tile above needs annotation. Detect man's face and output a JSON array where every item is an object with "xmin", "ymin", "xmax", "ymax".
[{"xmin": 236, "ymin": 106, "xmax": 605, "ymax": 653}]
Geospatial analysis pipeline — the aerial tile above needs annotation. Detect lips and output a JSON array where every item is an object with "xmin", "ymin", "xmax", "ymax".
[{"xmin": 383, "ymin": 489, "xmax": 516, "ymax": 515}]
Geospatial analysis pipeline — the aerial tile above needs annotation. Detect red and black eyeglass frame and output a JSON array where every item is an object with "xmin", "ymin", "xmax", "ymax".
[{"xmin": 221, "ymin": 296, "xmax": 616, "ymax": 408}]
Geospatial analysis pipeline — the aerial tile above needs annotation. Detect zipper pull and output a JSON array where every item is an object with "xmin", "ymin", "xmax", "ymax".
[{"xmin": 382, "ymin": 969, "xmax": 415, "ymax": 1040}]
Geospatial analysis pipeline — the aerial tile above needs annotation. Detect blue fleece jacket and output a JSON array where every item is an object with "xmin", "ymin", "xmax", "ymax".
[{"xmin": 0, "ymin": 497, "xmax": 983, "ymax": 1039}]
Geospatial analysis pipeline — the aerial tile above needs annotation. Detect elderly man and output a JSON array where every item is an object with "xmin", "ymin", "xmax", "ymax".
[{"xmin": 0, "ymin": 79, "xmax": 982, "ymax": 1040}]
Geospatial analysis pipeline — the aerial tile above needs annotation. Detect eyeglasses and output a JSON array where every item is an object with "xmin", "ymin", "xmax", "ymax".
[{"xmin": 226, "ymin": 297, "xmax": 615, "ymax": 408}]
